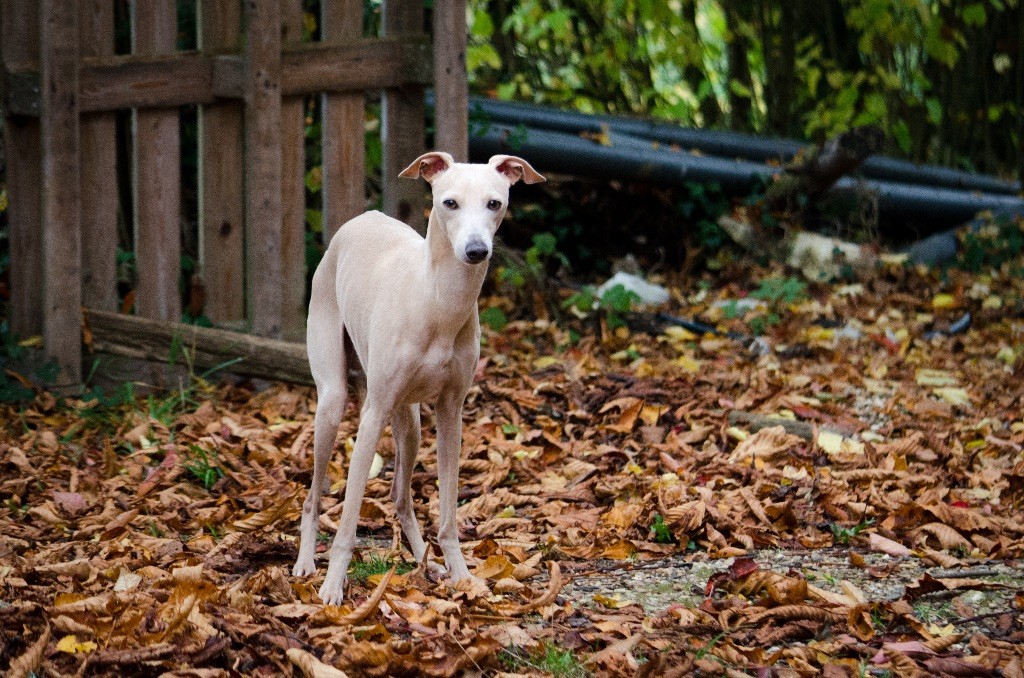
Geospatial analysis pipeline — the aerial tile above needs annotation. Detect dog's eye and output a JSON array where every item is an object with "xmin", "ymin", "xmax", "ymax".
[
  {"xmin": 486, "ymin": 199, "xmax": 502, "ymax": 210},
  {"xmin": 442, "ymin": 199, "xmax": 458, "ymax": 209}
]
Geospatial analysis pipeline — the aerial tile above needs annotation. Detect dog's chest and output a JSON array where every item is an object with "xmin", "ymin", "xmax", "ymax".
[{"xmin": 403, "ymin": 342, "xmax": 458, "ymax": 401}]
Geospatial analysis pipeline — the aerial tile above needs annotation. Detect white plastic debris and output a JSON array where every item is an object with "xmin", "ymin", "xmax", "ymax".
[{"xmin": 596, "ymin": 271, "xmax": 670, "ymax": 305}]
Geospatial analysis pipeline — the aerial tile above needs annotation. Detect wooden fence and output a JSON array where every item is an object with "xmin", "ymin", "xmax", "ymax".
[{"xmin": 1, "ymin": 0, "xmax": 468, "ymax": 386}]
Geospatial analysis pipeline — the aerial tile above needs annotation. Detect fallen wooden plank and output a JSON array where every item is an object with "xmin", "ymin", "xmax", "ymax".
[{"xmin": 85, "ymin": 310, "xmax": 313, "ymax": 385}]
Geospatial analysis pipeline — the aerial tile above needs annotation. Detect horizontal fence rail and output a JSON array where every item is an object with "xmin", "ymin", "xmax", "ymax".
[
  {"xmin": 1, "ymin": 0, "xmax": 468, "ymax": 386},
  {"xmin": 4, "ymin": 38, "xmax": 434, "ymax": 115}
]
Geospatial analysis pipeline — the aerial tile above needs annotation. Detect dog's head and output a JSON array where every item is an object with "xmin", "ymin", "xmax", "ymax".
[{"xmin": 399, "ymin": 152, "xmax": 545, "ymax": 265}]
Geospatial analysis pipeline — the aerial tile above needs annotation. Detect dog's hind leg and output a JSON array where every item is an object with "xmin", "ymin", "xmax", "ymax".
[{"xmin": 293, "ymin": 275, "xmax": 348, "ymax": 578}]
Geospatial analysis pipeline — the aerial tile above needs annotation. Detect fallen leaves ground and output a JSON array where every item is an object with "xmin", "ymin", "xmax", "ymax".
[{"xmin": 2, "ymin": 256, "xmax": 1023, "ymax": 677}]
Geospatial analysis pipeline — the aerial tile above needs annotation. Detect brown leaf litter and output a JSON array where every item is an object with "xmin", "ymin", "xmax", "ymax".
[{"xmin": 2, "ymin": 258, "xmax": 1024, "ymax": 676}]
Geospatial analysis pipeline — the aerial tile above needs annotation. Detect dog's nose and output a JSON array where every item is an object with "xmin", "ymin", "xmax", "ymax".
[{"xmin": 465, "ymin": 241, "xmax": 490, "ymax": 264}]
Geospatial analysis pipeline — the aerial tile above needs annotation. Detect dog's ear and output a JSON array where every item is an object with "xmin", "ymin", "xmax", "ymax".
[
  {"xmin": 489, "ymin": 155, "xmax": 546, "ymax": 185},
  {"xmin": 399, "ymin": 151, "xmax": 455, "ymax": 183}
]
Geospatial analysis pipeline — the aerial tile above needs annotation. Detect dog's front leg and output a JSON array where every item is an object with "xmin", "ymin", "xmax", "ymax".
[
  {"xmin": 319, "ymin": 402, "xmax": 387, "ymax": 605},
  {"xmin": 435, "ymin": 389, "xmax": 475, "ymax": 583}
]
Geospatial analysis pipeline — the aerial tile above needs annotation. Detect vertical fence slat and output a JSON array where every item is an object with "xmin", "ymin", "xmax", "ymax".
[
  {"xmin": 280, "ymin": 0, "xmax": 307, "ymax": 341},
  {"xmin": 198, "ymin": 0, "xmax": 245, "ymax": 326},
  {"xmin": 321, "ymin": 0, "xmax": 365, "ymax": 243},
  {"xmin": 244, "ymin": 0, "xmax": 283, "ymax": 338},
  {"xmin": 1, "ymin": 0, "xmax": 42, "ymax": 337},
  {"xmin": 40, "ymin": 0, "xmax": 82, "ymax": 384},
  {"xmin": 80, "ymin": 0, "xmax": 117, "ymax": 312},
  {"xmin": 382, "ymin": 0, "xmax": 426, "ymax": 233},
  {"xmin": 433, "ymin": 0, "xmax": 468, "ymax": 161},
  {"xmin": 132, "ymin": 1, "xmax": 181, "ymax": 322}
]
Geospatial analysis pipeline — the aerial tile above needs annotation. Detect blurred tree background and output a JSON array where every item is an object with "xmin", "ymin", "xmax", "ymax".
[{"xmin": 465, "ymin": 0, "xmax": 1023, "ymax": 180}]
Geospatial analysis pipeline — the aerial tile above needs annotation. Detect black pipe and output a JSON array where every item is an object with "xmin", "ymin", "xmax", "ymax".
[
  {"xmin": 471, "ymin": 123, "xmax": 1024, "ymax": 224},
  {"xmin": 460, "ymin": 95, "xmax": 1022, "ymax": 197},
  {"xmin": 471, "ymin": 123, "xmax": 780, "ymax": 191}
]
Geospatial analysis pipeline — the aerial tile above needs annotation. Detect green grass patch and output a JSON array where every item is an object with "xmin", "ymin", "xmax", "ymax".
[
  {"xmin": 499, "ymin": 642, "xmax": 589, "ymax": 678},
  {"xmin": 347, "ymin": 555, "xmax": 415, "ymax": 584},
  {"xmin": 183, "ymin": 445, "xmax": 224, "ymax": 490}
]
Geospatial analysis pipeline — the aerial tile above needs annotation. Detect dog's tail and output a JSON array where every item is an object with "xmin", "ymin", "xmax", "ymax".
[{"xmin": 306, "ymin": 245, "xmax": 347, "ymax": 401}]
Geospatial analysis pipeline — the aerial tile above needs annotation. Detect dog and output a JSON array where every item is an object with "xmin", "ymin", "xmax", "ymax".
[{"xmin": 292, "ymin": 151, "xmax": 546, "ymax": 604}]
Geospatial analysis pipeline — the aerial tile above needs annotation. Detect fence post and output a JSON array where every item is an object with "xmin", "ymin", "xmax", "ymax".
[
  {"xmin": 1, "ymin": 0, "xmax": 43, "ymax": 337},
  {"xmin": 132, "ymin": 1, "xmax": 181, "ymax": 323},
  {"xmin": 198, "ymin": 0, "xmax": 245, "ymax": 327},
  {"xmin": 243, "ymin": 0, "xmax": 283, "ymax": 338},
  {"xmin": 321, "ymin": 0, "xmax": 366, "ymax": 244},
  {"xmin": 79, "ymin": 0, "xmax": 117, "ymax": 313},
  {"xmin": 433, "ymin": 0, "xmax": 468, "ymax": 162},
  {"xmin": 382, "ymin": 0, "xmax": 426, "ymax": 233},
  {"xmin": 40, "ymin": 0, "xmax": 82, "ymax": 385},
  {"xmin": 280, "ymin": 0, "xmax": 306, "ymax": 342}
]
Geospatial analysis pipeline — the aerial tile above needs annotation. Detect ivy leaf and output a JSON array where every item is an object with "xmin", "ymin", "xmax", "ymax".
[
  {"xmin": 470, "ymin": 9, "xmax": 494, "ymax": 38},
  {"xmin": 467, "ymin": 44, "xmax": 501, "ymax": 71},
  {"xmin": 961, "ymin": 3, "xmax": 987, "ymax": 27},
  {"xmin": 893, "ymin": 119, "xmax": 912, "ymax": 153}
]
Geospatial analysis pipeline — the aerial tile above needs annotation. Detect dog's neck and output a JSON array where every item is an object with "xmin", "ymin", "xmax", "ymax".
[{"xmin": 423, "ymin": 208, "xmax": 487, "ymax": 325}]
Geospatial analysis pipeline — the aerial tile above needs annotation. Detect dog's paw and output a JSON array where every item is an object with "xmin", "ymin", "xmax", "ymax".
[
  {"xmin": 449, "ymin": 573, "xmax": 488, "ymax": 594},
  {"xmin": 292, "ymin": 559, "xmax": 317, "ymax": 577},
  {"xmin": 427, "ymin": 560, "xmax": 448, "ymax": 576},
  {"xmin": 318, "ymin": 571, "xmax": 347, "ymax": 606}
]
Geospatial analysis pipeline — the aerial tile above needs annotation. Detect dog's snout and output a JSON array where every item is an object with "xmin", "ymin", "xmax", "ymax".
[{"xmin": 464, "ymin": 240, "xmax": 490, "ymax": 264}]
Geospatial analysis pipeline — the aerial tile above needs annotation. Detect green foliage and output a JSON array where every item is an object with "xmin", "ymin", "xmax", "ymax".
[
  {"xmin": 721, "ymin": 276, "xmax": 806, "ymax": 336},
  {"xmin": 479, "ymin": 306, "xmax": 509, "ymax": 331},
  {"xmin": 564, "ymin": 283, "xmax": 641, "ymax": 331},
  {"xmin": 348, "ymin": 555, "xmax": 415, "ymax": 584},
  {"xmin": 747, "ymin": 312, "xmax": 781, "ymax": 337},
  {"xmin": 499, "ymin": 642, "xmax": 589, "ymax": 678},
  {"xmin": 183, "ymin": 445, "xmax": 224, "ymax": 491},
  {"xmin": 751, "ymin": 276, "xmax": 808, "ymax": 307},
  {"xmin": 498, "ymin": 231, "xmax": 569, "ymax": 290},
  {"xmin": 958, "ymin": 216, "xmax": 1024, "ymax": 275},
  {"xmin": 829, "ymin": 518, "xmax": 875, "ymax": 545},
  {"xmin": 467, "ymin": 0, "xmax": 1023, "ymax": 176},
  {"xmin": 650, "ymin": 514, "xmax": 674, "ymax": 544}
]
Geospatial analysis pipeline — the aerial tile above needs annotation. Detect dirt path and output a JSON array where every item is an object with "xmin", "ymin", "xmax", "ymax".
[{"xmin": 561, "ymin": 549, "xmax": 1024, "ymax": 637}]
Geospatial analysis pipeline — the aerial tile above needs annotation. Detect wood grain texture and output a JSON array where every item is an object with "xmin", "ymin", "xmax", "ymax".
[
  {"xmin": 79, "ymin": 0, "xmax": 118, "ymax": 312},
  {"xmin": 86, "ymin": 309, "xmax": 313, "ymax": 385},
  {"xmin": 280, "ymin": 37, "xmax": 432, "ymax": 96},
  {"xmin": 40, "ymin": 0, "xmax": 82, "ymax": 384},
  {"xmin": 382, "ymin": 0, "xmax": 427, "ymax": 233},
  {"xmin": 132, "ymin": 0, "xmax": 181, "ymax": 323},
  {"xmin": 1, "ymin": 0, "xmax": 43, "ymax": 336},
  {"xmin": 11, "ymin": 38, "xmax": 432, "ymax": 114},
  {"xmin": 198, "ymin": 0, "xmax": 245, "ymax": 324},
  {"xmin": 432, "ymin": 0, "xmax": 468, "ymax": 161},
  {"xmin": 280, "ymin": 0, "xmax": 307, "ymax": 341},
  {"xmin": 243, "ymin": 0, "xmax": 283, "ymax": 338},
  {"xmin": 321, "ymin": 0, "xmax": 366, "ymax": 243}
]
